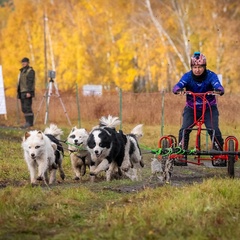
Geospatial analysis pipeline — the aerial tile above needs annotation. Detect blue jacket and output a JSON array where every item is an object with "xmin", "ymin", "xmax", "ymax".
[{"xmin": 172, "ymin": 70, "xmax": 224, "ymax": 109}]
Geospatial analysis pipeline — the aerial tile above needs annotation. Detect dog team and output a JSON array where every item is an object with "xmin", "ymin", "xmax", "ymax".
[{"xmin": 21, "ymin": 115, "xmax": 145, "ymax": 186}]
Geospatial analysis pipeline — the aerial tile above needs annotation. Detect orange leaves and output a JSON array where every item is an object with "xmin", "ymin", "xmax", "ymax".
[{"xmin": 0, "ymin": 0, "xmax": 239, "ymax": 97}]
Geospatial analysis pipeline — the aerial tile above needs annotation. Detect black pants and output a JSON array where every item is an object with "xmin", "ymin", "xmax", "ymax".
[
  {"xmin": 179, "ymin": 105, "xmax": 224, "ymax": 150},
  {"xmin": 20, "ymin": 97, "xmax": 33, "ymax": 117}
]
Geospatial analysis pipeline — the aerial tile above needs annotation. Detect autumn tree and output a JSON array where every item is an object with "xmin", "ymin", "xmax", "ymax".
[{"xmin": 0, "ymin": 0, "xmax": 239, "ymax": 96}]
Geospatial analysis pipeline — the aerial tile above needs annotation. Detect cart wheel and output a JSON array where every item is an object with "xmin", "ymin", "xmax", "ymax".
[
  {"xmin": 162, "ymin": 139, "xmax": 169, "ymax": 149},
  {"xmin": 228, "ymin": 140, "xmax": 235, "ymax": 178}
]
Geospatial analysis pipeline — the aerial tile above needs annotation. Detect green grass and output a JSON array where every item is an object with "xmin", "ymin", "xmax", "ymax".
[
  {"xmin": 0, "ymin": 180, "xmax": 240, "ymax": 239},
  {"xmin": 93, "ymin": 180, "xmax": 240, "ymax": 239},
  {"xmin": 1, "ymin": 126, "xmax": 240, "ymax": 239}
]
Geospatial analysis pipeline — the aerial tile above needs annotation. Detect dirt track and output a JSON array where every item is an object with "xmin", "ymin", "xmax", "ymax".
[
  {"xmin": 0, "ymin": 127, "xmax": 238, "ymax": 192},
  {"xmin": 0, "ymin": 156, "xmax": 237, "ymax": 192},
  {"xmin": 82, "ymin": 155, "xmax": 239, "ymax": 193},
  {"xmin": 109, "ymin": 160, "xmax": 235, "ymax": 193}
]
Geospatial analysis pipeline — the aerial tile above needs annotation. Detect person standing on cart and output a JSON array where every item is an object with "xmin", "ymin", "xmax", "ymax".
[{"xmin": 172, "ymin": 52, "xmax": 225, "ymax": 166}]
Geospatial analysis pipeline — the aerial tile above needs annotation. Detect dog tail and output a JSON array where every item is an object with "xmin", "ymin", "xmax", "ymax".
[
  {"xmin": 44, "ymin": 123, "xmax": 63, "ymax": 140},
  {"xmin": 131, "ymin": 124, "xmax": 143, "ymax": 141},
  {"xmin": 99, "ymin": 115, "xmax": 121, "ymax": 129}
]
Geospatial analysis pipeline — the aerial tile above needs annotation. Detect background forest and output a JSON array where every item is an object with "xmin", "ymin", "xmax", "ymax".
[{"xmin": 0, "ymin": 0, "xmax": 239, "ymax": 97}]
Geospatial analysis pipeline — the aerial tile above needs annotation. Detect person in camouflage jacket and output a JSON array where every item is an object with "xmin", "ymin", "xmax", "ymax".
[{"xmin": 17, "ymin": 57, "xmax": 35, "ymax": 128}]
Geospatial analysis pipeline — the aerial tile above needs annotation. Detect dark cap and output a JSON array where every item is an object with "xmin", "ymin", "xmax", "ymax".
[{"xmin": 21, "ymin": 57, "xmax": 30, "ymax": 63}]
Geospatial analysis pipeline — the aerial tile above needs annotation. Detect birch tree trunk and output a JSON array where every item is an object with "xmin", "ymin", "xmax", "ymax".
[{"xmin": 145, "ymin": 0, "xmax": 189, "ymax": 71}]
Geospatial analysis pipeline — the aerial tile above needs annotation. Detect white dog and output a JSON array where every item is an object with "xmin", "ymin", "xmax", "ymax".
[
  {"xmin": 22, "ymin": 130, "xmax": 58, "ymax": 185},
  {"xmin": 67, "ymin": 127, "xmax": 91, "ymax": 180}
]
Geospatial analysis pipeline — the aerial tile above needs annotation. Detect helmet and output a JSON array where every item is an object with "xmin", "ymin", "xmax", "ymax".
[{"xmin": 190, "ymin": 52, "xmax": 206, "ymax": 66}]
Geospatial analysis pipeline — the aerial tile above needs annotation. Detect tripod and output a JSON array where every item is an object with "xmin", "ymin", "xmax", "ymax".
[{"xmin": 35, "ymin": 78, "xmax": 71, "ymax": 125}]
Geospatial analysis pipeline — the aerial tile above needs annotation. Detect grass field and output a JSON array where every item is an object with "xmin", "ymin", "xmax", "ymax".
[
  {"xmin": 1, "ymin": 123, "xmax": 240, "ymax": 239},
  {"xmin": 1, "ymin": 92, "xmax": 240, "ymax": 239}
]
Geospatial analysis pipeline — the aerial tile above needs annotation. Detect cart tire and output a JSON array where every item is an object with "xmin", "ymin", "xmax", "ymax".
[
  {"xmin": 228, "ymin": 140, "xmax": 235, "ymax": 178},
  {"xmin": 162, "ymin": 139, "xmax": 169, "ymax": 149}
]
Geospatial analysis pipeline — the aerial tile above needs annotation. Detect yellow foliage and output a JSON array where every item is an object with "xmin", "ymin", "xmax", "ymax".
[{"xmin": 0, "ymin": 0, "xmax": 239, "ymax": 97}]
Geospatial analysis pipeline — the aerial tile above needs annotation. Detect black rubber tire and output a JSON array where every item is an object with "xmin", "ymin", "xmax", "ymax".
[
  {"xmin": 227, "ymin": 140, "xmax": 235, "ymax": 178},
  {"xmin": 162, "ymin": 139, "xmax": 169, "ymax": 149}
]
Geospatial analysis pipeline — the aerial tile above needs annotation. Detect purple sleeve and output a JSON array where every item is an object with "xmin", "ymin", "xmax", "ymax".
[
  {"xmin": 172, "ymin": 84, "xmax": 181, "ymax": 94},
  {"xmin": 172, "ymin": 74, "xmax": 188, "ymax": 94},
  {"xmin": 211, "ymin": 72, "xmax": 224, "ymax": 95}
]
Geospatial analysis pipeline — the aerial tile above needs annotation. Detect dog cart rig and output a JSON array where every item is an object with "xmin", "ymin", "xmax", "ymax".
[{"xmin": 155, "ymin": 91, "xmax": 239, "ymax": 179}]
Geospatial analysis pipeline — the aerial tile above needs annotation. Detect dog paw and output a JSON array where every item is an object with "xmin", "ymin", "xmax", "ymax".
[
  {"xmin": 60, "ymin": 173, "xmax": 65, "ymax": 180},
  {"xmin": 121, "ymin": 166, "xmax": 130, "ymax": 172},
  {"xmin": 36, "ymin": 176, "xmax": 43, "ymax": 181},
  {"xmin": 51, "ymin": 163, "xmax": 58, "ymax": 169},
  {"xmin": 90, "ymin": 175, "xmax": 95, "ymax": 182}
]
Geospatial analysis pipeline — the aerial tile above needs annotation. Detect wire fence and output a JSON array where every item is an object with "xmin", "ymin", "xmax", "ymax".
[{"xmin": 2, "ymin": 90, "xmax": 240, "ymax": 133}]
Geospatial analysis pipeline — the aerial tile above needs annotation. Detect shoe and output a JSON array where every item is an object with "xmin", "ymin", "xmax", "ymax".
[
  {"xmin": 212, "ymin": 159, "xmax": 227, "ymax": 167},
  {"xmin": 174, "ymin": 156, "xmax": 188, "ymax": 166},
  {"xmin": 21, "ymin": 115, "xmax": 34, "ymax": 129}
]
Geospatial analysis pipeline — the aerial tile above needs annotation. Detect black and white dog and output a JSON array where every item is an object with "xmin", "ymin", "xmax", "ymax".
[
  {"xmin": 123, "ymin": 124, "xmax": 144, "ymax": 181},
  {"xmin": 44, "ymin": 124, "xmax": 65, "ymax": 182},
  {"xmin": 87, "ymin": 115, "xmax": 144, "ymax": 181},
  {"xmin": 87, "ymin": 116, "xmax": 125, "ymax": 181}
]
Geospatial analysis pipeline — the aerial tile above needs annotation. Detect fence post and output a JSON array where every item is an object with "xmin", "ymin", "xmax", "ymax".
[
  {"xmin": 119, "ymin": 88, "xmax": 122, "ymax": 130},
  {"xmin": 16, "ymin": 98, "xmax": 20, "ymax": 125},
  {"xmin": 76, "ymin": 83, "xmax": 81, "ymax": 128},
  {"xmin": 161, "ymin": 90, "xmax": 165, "ymax": 137}
]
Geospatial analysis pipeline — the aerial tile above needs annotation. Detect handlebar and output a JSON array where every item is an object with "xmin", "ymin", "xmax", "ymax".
[{"xmin": 176, "ymin": 90, "xmax": 222, "ymax": 96}]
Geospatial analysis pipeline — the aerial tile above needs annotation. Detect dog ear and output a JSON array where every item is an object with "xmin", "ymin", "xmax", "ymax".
[
  {"xmin": 51, "ymin": 142, "xmax": 57, "ymax": 151},
  {"xmin": 24, "ymin": 132, "xmax": 31, "ymax": 140},
  {"xmin": 72, "ymin": 126, "xmax": 77, "ymax": 132},
  {"xmin": 37, "ymin": 131, "xmax": 44, "ymax": 139}
]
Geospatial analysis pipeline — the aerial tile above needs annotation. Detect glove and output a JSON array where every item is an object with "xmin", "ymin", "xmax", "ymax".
[
  {"xmin": 213, "ymin": 89, "xmax": 224, "ymax": 96},
  {"xmin": 175, "ymin": 89, "xmax": 184, "ymax": 95}
]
